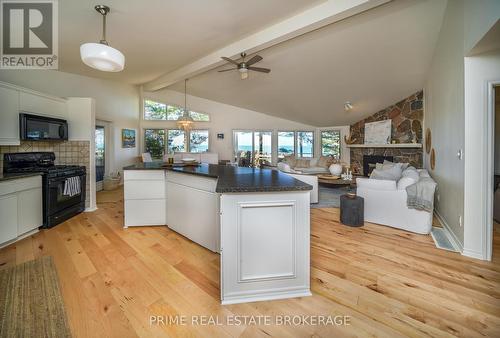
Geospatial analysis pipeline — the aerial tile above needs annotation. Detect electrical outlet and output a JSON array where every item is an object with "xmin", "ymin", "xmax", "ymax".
[{"xmin": 459, "ymin": 215, "xmax": 462, "ymax": 227}]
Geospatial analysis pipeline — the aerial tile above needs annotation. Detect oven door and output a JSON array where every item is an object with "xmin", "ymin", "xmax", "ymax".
[{"xmin": 47, "ymin": 175, "xmax": 85, "ymax": 216}]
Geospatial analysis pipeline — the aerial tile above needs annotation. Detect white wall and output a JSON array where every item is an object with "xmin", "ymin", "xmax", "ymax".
[
  {"xmin": 423, "ymin": 0, "xmax": 465, "ymax": 247},
  {"xmin": 0, "ymin": 70, "xmax": 140, "ymax": 174},
  {"xmin": 143, "ymin": 89, "xmax": 350, "ymax": 164}
]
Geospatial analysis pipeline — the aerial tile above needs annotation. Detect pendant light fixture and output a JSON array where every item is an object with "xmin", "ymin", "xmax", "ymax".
[
  {"xmin": 176, "ymin": 79, "xmax": 195, "ymax": 131},
  {"xmin": 80, "ymin": 5, "xmax": 125, "ymax": 72}
]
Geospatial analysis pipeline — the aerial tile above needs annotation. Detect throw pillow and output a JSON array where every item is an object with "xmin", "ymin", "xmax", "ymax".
[
  {"xmin": 283, "ymin": 154, "xmax": 297, "ymax": 167},
  {"xmin": 370, "ymin": 165, "xmax": 403, "ymax": 181},
  {"xmin": 397, "ymin": 176, "xmax": 417, "ymax": 190},
  {"xmin": 295, "ymin": 159, "xmax": 311, "ymax": 168},
  {"xmin": 402, "ymin": 167, "xmax": 419, "ymax": 182},
  {"xmin": 277, "ymin": 162, "xmax": 291, "ymax": 173},
  {"xmin": 382, "ymin": 160, "xmax": 409, "ymax": 171},
  {"xmin": 317, "ymin": 156, "xmax": 334, "ymax": 168}
]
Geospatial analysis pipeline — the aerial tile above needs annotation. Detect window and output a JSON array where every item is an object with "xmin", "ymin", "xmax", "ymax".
[
  {"xmin": 144, "ymin": 129, "xmax": 209, "ymax": 155},
  {"xmin": 254, "ymin": 131, "xmax": 272, "ymax": 166},
  {"xmin": 167, "ymin": 129, "xmax": 186, "ymax": 152},
  {"xmin": 144, "ymin": 129, "xmax": 165, "ymax": 159},
  {"xmin": 234, "ymin": 131, "xmax": 253, "ymax": 167},
  {"xmin": 190, "ymin": 130, "xmax": 209, "ymax": 153},
  {"xmin": 189, "ymin": 111, "xmax": 210, "ymax": 122},
  {"xmin": 296, "ymin": 131, "xmax": 314, "ymax": 158},
  {"xmin": 144, "ymin": 99, "xmax": 210, "ymax": 121},
  {"xmin": 144, "ymin": 100, "xmax": 167, "ymax": 120},
  {"xmin": 278, "ymin": 131, "xmax": 295, "ymax": 161},
  {"xmin": 321, "ymin": 130, "xmax": 341, "ymax": 159}
]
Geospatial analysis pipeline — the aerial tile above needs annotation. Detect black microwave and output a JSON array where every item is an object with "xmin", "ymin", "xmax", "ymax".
[{"xmin": 19, "ymin": 113, "xmax": 68, "ymax": 141}]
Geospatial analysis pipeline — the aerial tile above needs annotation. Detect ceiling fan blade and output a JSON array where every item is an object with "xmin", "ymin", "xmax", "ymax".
[
  {"xmin": 221, "ymin": 56, "xmax": 239, "ymax": 66},
  {"xmin": 248, "ymin": 66, "xmax": 271, "ymax": 73},
  {"xmin": 245, "ymin": 55, "xmax": 263, "ymax": 66},
  {"xmin": 218, "ymin": 68, "xmax": 238, "ymax": 72}
]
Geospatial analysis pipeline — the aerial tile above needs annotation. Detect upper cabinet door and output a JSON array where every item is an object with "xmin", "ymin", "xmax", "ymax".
[
  {"xmin": 0, "ymin": 85, "xmax": 20, "ymax": 145},
  {"xmin": 19, "ymin": 91, "xmax": 67, "ymax": 119}
]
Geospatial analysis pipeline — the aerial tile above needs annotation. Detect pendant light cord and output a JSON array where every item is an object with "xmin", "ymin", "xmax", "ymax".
[{"xmin": 184, "ymin": 79, "xmax": 188, "ymax": 116}]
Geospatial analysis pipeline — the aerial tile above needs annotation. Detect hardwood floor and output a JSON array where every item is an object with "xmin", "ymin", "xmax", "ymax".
[{"xmin": 1, "ymin": 188, "xmax": 500, "ymax": 337}]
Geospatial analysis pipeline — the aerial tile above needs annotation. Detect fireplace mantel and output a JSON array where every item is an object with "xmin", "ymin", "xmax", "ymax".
[{"xmin": 347, "ymin": 143, "xmax": 422, "ymax": 148}]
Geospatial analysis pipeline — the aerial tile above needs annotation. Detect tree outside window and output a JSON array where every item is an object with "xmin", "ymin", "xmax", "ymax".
[
  {"xmin": 297, "ymin": 131, "xmax": 314, "ymax": 158},
  {"xmin": 144, "ymin": 100, "xmax": 167, "ymax": 120},
  {"xmin": 278, "ymin": 131, "xmax": 295, "ymax": 162},
  {"xmin": 167, "ymin": 129, "xmax": 186, "ymax": 152},
  {"xmin": 321, "ymin": 130, "xmax": 341, "ymax": 159},
  {"xmin": 190, "ymin": 130, "xmax": 209, "ymax": 152},
  {"xmin": 144, "ymin": 129, "xmax": 165, "ymax": 159}
]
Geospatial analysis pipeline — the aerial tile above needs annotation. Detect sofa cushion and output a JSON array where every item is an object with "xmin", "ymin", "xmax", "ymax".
[
  {"xmin": 402, "ymin": 167, "xmax": 419, "ymax": 182},
  {"xmin": 277, "ymin": 162, "xmax": 292, "ymax": 173},
  {"xmin": 370, "ymin": 165, "xmax": 403, "ymax": 181},
  {"xmin": 378, "ymin": 160, "xmax": 409, "ymax": 171},
  {"xmin": 295, "ymin": 159, "xmax": 311, "ymax": 168},
  {"xmin": 283, "ymin": 154, "xmax": 297, "ymax": 167},
  {"xmin": 298, "ymin": 167, "xmax": 329, "ymax": 175}
]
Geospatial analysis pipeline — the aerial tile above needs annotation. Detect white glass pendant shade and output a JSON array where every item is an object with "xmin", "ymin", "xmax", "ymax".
[{"xmin": 80, "ymin": 42, "xmax": 125, "ymax": 72}]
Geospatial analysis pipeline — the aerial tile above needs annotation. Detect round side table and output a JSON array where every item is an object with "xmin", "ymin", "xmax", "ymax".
[{"xmin": 340, "ymin": 195, "xmax": 364, "ymax": 227}]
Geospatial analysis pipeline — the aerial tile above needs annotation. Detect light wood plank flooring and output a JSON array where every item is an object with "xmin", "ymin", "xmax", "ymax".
[{"xmin": 1, "ymin": 188, "xmax": 499, "ymax": 337}]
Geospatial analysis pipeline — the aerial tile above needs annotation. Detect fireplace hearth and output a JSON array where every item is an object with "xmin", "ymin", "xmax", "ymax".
[{"xmin": 363, "ymin": 155, "xmax": 394, "ymax": 177}]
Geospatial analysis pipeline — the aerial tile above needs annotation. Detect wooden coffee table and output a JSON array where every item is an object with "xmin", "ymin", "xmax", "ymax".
[{"xmin": 316, "ymin": 174, "xmax": 360, "ymax": 188}]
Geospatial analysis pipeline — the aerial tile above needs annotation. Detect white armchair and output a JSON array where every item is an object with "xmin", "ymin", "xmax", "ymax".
[{"xmin": 356, "ymin": 171, "xmax": 434, "ymax": 234}]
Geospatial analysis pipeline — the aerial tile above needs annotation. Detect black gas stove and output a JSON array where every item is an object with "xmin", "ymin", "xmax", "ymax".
[{"xmin": 3, "ymin": 152, "xmax": 86, "ymax": 228}]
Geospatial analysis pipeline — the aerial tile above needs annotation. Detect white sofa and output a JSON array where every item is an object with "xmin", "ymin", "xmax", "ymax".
[
  {"xmin": 172, "ymin": 152, "xmax": 219, "ymax": 164},
  {"xmin": 277, "ymin": 162, "xmax": 318, "ymax": 203},
  {"xmin": 356, "ymin": 169, "xmax": 434, "ymax": 234}
]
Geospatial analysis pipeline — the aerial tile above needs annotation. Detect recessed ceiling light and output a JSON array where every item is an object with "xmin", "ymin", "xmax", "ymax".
[{"xmin": 344, "ymin": 101, "xmax": 353, "ymax": 111}]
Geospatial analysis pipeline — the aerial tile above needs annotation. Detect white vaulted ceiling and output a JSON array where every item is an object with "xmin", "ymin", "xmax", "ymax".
[
  {"xmin": 167, "ymin": 0, "xmax": 447, "ymax": 126},
  {"xmin": 58, "ymin": 0, "xmax": 325, "ymax": 84}
]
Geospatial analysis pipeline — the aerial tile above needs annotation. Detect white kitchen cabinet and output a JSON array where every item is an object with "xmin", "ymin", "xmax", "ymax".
[
  {"xmin": 0, "ymin": 194, "xmax": 18, "ymax": 244},
  {"xmin": 0, "ymin": 85, "xmax": 20, "ymax": 145},
  {"xmin": 0, "ymin": 175, "xmax": 42, "ymax": 247},
  {"xmin": 123, "ymin": 170, "xmax": 166, "ymax": 227},
  {"xmin": 19, "ymin": 91, "xmax": 67, "ymax": 118},
  {"xmin": 166, "ymin": 176, "xmax": 219, "ymax": 252},
  {"xmin": 17, "ymin": 187, "xmax": 43, "ymax": 235}
]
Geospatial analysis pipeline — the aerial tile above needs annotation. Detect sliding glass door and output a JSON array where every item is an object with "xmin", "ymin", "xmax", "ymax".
[{"xmin": 233, "ymin": 130, "xmax": 272, "ymax": 167}]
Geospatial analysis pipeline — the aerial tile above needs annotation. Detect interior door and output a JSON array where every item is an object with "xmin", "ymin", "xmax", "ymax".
[{"xmin": 95, "ymin": 125, "xmax": 105, "ymax": 191}]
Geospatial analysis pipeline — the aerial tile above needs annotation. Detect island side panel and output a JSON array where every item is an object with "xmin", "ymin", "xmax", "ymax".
[
  {"xmin": 123, "ymin": 170, "xmax": 166, "ymax": 227},
  {"xmin": 220, "ymin": 191, "xmax": 311, "ymax": 305}
]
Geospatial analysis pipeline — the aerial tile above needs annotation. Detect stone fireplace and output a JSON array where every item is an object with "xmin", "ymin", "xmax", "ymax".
[{"xmin": 349, "ymin": 91, "xmax": 423, "ymax": 175}]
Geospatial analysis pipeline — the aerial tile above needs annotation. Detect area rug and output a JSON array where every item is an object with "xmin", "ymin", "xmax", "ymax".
[
  {"xmin": 311, "ymin": 185, "xmax": 355, "ymax": 208},
  {"xmin": 0, "ymin": 256, "xmax": 72, "ymax": 337}
]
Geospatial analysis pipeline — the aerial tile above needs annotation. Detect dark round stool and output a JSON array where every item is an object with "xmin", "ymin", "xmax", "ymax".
[{"xmin": 340, "ymin": 195, "xmax": 364, "ymax": 227}]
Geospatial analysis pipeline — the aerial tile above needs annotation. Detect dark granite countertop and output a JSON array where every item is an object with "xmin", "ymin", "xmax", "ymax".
[
  {"xmin": 0, "ymin": 172, "xmax": 42, "ymax": 182},
  {"xmin": 123, "ymin": 163, "xmax": 312, "ymax": 193}
]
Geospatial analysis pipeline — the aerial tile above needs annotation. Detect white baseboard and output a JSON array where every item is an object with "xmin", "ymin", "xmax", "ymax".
[
  {"xmin": 462, "ymin": 248, "xmax": 486, "ymax": 260},
  {"xmin": 434, "ymin": 210, "xmax": 463, "ymax": 252},
  {"xmin": 85, "ymin": 206, "xmax": 98, "ymax": 212},
  {"xmin": 221, "ymin": 289, "xmax": 312, "ymax": 305}
]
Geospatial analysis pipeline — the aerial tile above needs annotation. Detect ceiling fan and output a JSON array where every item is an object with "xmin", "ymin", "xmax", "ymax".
[{"xmin": 219, "ymin": 52, "xmax": 270, "ymax": 80}]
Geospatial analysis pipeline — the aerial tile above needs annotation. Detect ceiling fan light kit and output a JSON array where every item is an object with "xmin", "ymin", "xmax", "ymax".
[
  {"xmin": 80, "ymin": 5, "xmax": 125, "ymax": 72},
  {"xmin": 219, "ymin": 52, "xmax": 270, "ymax": 80}
]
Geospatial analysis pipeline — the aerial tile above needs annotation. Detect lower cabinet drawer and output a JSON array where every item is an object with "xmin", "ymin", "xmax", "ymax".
[
  {"xmin": 124, "ymin": 180, "xmax": 165, "ymax": 200},
  {"xmin": 124, "ymin": 199, "xmax": 166, "ymax": 227}
]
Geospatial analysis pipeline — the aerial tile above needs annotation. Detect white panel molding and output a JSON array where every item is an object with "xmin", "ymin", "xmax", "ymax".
[{"xmin": 236, "ymin": 201, "xmax": 297, "ymax": 283}]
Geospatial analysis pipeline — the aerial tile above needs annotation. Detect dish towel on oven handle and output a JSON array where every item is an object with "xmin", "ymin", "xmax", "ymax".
[{"xmin": 63, "ymin": 176, "xmax": 81, "ymax": 197}]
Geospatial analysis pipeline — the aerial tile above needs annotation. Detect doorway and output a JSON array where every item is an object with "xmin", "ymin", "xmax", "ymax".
[
  {"xmin": 95, "ymin": 125, "xmax": 105, "ymax": 191},
  {"xmin": 492, "ymin": 86, "xmax": 500, "ymax": 259}
]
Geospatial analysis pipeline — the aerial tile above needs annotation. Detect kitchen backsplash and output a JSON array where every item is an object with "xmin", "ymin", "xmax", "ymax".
[{"xmin": 0, "ymin": 141, "xmax": 91, "ymax": 208}]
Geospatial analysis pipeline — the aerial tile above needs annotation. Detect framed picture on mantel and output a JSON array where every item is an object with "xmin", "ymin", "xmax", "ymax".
[
  {"xmin": 364, "ymin": 120, "xmax": 391, "ymax": 144},
  {"xmin": 122, "ymin": 129, "xmax": 136, "ymax": 148}
]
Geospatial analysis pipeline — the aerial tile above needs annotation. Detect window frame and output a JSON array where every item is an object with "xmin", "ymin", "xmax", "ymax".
[
  {"xmin": 320, "ymin": 129, "xmax": 342, "ymax": 159},
  {"xmin": 189, "ymin": 129, "xmax": 210, "ymax": 153},
  {"xmin": 295, "ymin": 130, "xmax": 315, "ymax": 158},
  {"xmin": 143, "ymin": 128, "xmax": 210, "ymax": 155},
  {"xmin": 277, "ymin": 130, "xmax": 296, "ymax": 162}
]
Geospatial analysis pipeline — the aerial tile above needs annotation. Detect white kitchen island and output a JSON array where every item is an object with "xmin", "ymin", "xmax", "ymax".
[{"xmin": 123, "ymin": 163, "xmax": 312, "ymax": 305}]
